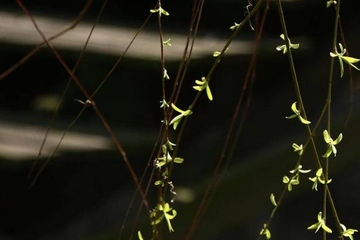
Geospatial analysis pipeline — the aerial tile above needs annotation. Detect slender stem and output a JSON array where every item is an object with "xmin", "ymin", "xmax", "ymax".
[
  {"xmin": 325, "ymin": 1, "xmax": 345, "ymax": 239},
  {"xmin": 16, "ymin": 0, "xmax": 149, "ymax": 210}
]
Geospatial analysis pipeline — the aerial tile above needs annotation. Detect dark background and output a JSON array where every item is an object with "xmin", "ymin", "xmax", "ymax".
[{"xmin": 1, "ymin": 1, "xmax": 360, "ymax": 239}]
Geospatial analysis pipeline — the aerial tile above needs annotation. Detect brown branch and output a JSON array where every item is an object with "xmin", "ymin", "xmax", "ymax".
[{"xmin": 15, "ymin": 0, "xmax": 149, "ymax": 210}]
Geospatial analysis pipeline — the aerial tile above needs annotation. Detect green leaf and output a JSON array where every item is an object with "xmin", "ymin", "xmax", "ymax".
[
  {"xmin": 330, "ymin": 52, "xmax": 337, "ymax": 57},
  {"xmin": 193, "ymin": 77, "xmax": 213, "ymax": 101},
  {"xmin": 322, "ymin": 146, "xmax": 333, "ymax": 158},
  {"xmin": 290, "ymin": 102, "xmax": 298, "ymax": 113},
  {"xmin": 316, "ymin": 168, "xmax": 323, "ymax": 177},
  {"xmin": 260, "ymin": 224, "xmax": 271, "ymax": 239},
  {"xmin": 150, "ymin": 214, "xmax": 164, "ymax": 225},
  {"xmin": 270, "ymin": 193, "xmax": 277, "ymax": 207},
  {"xmin": 338, "ymin": 43, "xmax": 345, "ymax": 52},
  {"xmin": 322, "ymin": 130, "xmax": 343, "ymax": 157},
  {"xmin": 166, "ymin": 139, "xmax": 176, "ymax": 150},
  {"xmin": 138, "ymin": 231, "xmax": 144, "ymax": 240},
  {"xmin": 339, "ymin": 57, "xmax": 345, "ymax": 77},
  {"xmin": 342, "ymin": 56, "xmax": 360, "ymax": 64},
  {"xmin": 160, "ymin": 7, "xmax": 170, "ymax": 16},
  {"xmin": 333, "ymin": 133, "xmax": 343, "ymax": 144},
  {"xmin": 193, "ymin": 86, "xmax": 203, "ymax": 91},
  {"xmin": 327, "ymin": 0, "xmax": 336, "ymax": 7},
  {"xmin": 331, "ymin": 144, "xmax": 338, "ymax": 157},
  {"xmin": 160, "ymin": 99, "xmax": 169, "ymax": 108},
  {"xmin": 299, "ymin": 115, "xmax": 311, "ymax": 124},
  {"xmin": 323, "ymin": 130, "xmax": 331, "ymax": 143},
  {"xmin": 276, "ymin": 45, "xmax": 287, "ymax": 54},
  {"xmin": 282, "ymin": 176, "xmax": 290, "ymax": 183},
  {"xmin": 285, "ymin": 114, "xmax": 297, "ymax": 119},
  {"xmin": 170, "ymin": 104, "xmax": 192, "ymax": 130},
  {"xmin": 173, "ymin": 157, "xmax": 184, "ymax": 164},
  {"xmin": 307, "ymin": 223, "xmax": 320, "ymax": 231},
  {"xmin": 342, "ymin": 224, "xmax": 358, "ymax": 240},
  {"xmin": 276, "ymin": 34, "xmax": 300, "ymax": 54},
  {"xmin": 206, "ymin": 85, "xmax": 213, "ymax": 101},
  {"xmin": 163, "ymin": 38, "xmax": 172, "ymax": 46},
  {"xmin": 154, "ymin": 180, "xmax": 163, "ymax": 185},
  {"xmin": 213, "ymin": 51, "xmax": 221, "ymax": 57},
  {"xmin": 330, "ymin": 43, "xmax": 360, "ymax": 77},
  {"xmin": 307, "ymin": 212, "xmax": 332, "ymax": 234},
  {"xmin": 169, "ymin": 114, "xmax": 183, "ymax": 129},
  {"xmin": 230, "ymin": 22, "xmax": 240, "ymax": 31},
  {"xmin": 292, "ymin": 43, "xmax": 300, "ymax": 49},
  {"xmin": 150, "ymin": 7, "xmax": 169, "ymax": 16},
  {"xmin": 265, "ymin": 229, "xmax": 271, "ymax": 239},
  {"xmin": 163, "ymin": 69, "xmax": 170, "ymax": 80},
  {"xmin": 171, "ymin": 103, "xmax": 185, "ymax": 114},
  {"xmin": 322, "ymin": 223, "xmax": 333, "ymax": 233},
  {"xmin": 195, "ymin": 79, "xmax": 204, "ymax": 85}
]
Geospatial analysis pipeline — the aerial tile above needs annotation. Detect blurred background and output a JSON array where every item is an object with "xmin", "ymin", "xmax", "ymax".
[{"xmin": 1, "ymin": 0, "xmax": 360, "ymax": 239}]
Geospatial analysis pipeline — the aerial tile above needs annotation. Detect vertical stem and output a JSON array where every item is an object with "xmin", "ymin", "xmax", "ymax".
[{"xmin": 324, "ymin": 1, "xmax": 342, "ymax": 239}]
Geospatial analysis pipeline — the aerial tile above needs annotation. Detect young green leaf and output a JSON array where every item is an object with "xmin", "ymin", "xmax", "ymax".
[
  {"xmin": 330, "ymin": 43, "xmax": 360, "ymax": 77},
  {"xmin": 292, "ymin": 143, "xmax": 304, "ymax": 156},
  {"xmin": 286, "ymin": 102, "xmax": 311, "ymax": 124},
  {"xmin": 322, "ymin": 130, "xmax": 343, "ymax": 157},
  {"xmin": 163, "ymin": 38, "xmax": 172, "ymax": 46},
  {"xmin": 270, "ymin": 193, "xmax": 277, "ymax": 207},
  {"xmin": 230, "ymin": 22, "xmax": 240, "ymax": 31},
  {"xmin": 341, "ymin": 224, "xmax": 358, "ymax": 240},
  {"xmin": 138, "ymin": 231, "xmax": 144, "ymax": 240},
  {"xmin": 276, "ymin": 34, "xmax": 300, "ymax": 54},
  {"xmin": 307, "ymin": 212, "xmax": 332, "ymax": 233},
  {"xmin": 170, "ymin": 103, "xmax": 192, "ymax": 130},
  {"xmin": 150, "ymin": 7, "xmax": 169, "ymax": 16},
  {"xmin": 326, "ymin": 0, "xmax": 337, "ymax": 7},
  {"xmin": 260, "ymin": 224, "xmax": 271, "ymax": 239},
  {"xmin": 193, "ymin": 77, "xmax": 213, "ymax": 101}
]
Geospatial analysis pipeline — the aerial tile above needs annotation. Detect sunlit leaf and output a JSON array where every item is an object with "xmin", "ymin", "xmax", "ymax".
[
  {"xmin": 195, "ymin": 79, "xmax": 204, "ymax": 85},
  {"xmin": 213, "ymin": 51, "xmax": 221, "ymax": 57},
  {"xmin": 270, "ymin": 193, "xmax": 277, "ymax": 207},
  {"xmin": 316, "ymin": 168, "xmax": 323, "ymax": 177},
  {"xmin": 327, "ymin": 0, "xmax": 337, "ymax": 7},
  {"xmin": 333, "ymin": 133, "xmax": 343, "ymax": 144},
  {"xmin": 285, "ymin": 114, "xmax": 297, "ymax": 119},
  {"xmin": 193, "ymin": 86, "xmax": 203, "ymax": 91},
  {"xmin": 171, "ymin": 103, "xmax": 185, "ymax": 114},
  {"xmin": 322, "ymin": 224, "xmax": 333, "ymax": 233},
  {"xmin": 322, "ymin": 146, "xmax": 333, "ymax": 158},
  {"xmin": 299, "ymin": 115, "xmax": 311, "ymax": 124},
  {"xmin": 307, "ymin": 223, "xmax": 320, "ymax": 231},
  {"xmin": 323, "ymin": 130, "xmax": 331, "ymax": 143},
  {"xmin": 206, "ymin": 85, "xmax": 213, "ymax": 101},
  {"xmin": 154, "ymin": 180, "xmax": 163, "ymax": 185},
  {"xmin": 230, "ymin": 22, "xmax": 240, "ymax": 31},
  {"xmin": 174, "ymin": 157, "xmax": 184, "ymax": 164},
  {"xmin": 283, "ymin": 176, "xmax": 290, "ymax": 183},
  {"xmin": 339, "ymin": 57, "xmax": 345, "ymax": 77},
  {"xmin": 290, "ymin": 102, "xmax": 298, "ymax": 113},
  {"xmin": 342, "ymin": 56, "xmax": 360, "ymax": 64},
  {"xmin": 160, "ymin": 8, "xmax": 170, "ymax": 16},
  {"xmin": 341, "ymin": 224, "xmax": 358, "ymax": 240},
  {"xmin": 150, "ymin": 213, "xmax": 164, "ymax": 225},
  {"xmin": 163, "ymin": 38, "xmax": 172, "ymax": 46},
  {"xmin": 292, "ymin": 43, "xmax": 300, "ymax": 49},
  {"xmin": 260, "ymin": 224, "xmax": 271, "ymax": 239},
  {"xmin": 138, "ymin": 231, "xmax": 144, "ymax": 240}
]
